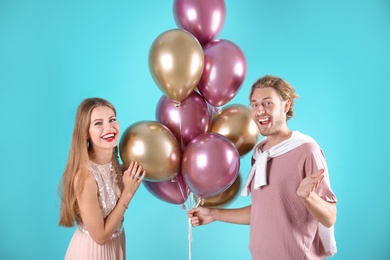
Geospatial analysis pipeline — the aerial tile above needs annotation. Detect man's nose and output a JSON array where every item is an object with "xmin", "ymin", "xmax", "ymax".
[{"xmin": 254, "ymin": 105, "xmax": 266, "ymax": 114}]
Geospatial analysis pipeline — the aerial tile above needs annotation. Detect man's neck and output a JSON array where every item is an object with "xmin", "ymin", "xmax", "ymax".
[{"xmin": 265, "ymin": 128, "xmax": 292, "ymax": 148}]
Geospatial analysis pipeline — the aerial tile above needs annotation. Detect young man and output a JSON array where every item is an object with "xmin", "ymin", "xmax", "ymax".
[{"xmin": 188, "ymin": 75, "xmax": 337, "ymax": 259}]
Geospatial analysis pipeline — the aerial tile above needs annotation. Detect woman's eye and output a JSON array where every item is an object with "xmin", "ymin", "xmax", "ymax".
[{"xmin": 109, "ymin": 118, "xmax": 117, "ymax": 123}]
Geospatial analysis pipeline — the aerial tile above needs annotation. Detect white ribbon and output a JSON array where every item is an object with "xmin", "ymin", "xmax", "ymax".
[
  {"xmin": 188, "ymin": 194, "xmax": 202, "ymax": 260},
  {"xmin": 241, "ymin": 131, "xmax": 316, "ymax": 196}
]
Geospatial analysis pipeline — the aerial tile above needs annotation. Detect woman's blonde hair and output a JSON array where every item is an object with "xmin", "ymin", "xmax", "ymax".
[{"xmin": 58, "ymin": 98, "xmax": 120, "ymax": 227}]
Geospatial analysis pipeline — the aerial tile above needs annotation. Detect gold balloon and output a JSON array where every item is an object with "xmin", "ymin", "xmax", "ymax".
[
  {"xmin": 200, "ymin": 173, "xmax": 242, "ymax": 208},
  {"xmin": 211, "ymin": 104, "xmax": 260, "ymax": 156},
  {"xmin": 149, "ymin": 29, "xmax": 204, "ymax": 102},
  {"xmin": 119, "ymin": 121, "xmax": 181, "ymax": 182}
]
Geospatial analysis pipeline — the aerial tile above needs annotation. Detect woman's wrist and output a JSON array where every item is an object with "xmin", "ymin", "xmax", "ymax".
[
  {"xmin": 121, "ymin": 202, "xmax": 128, "ymax": 210},
  {"xmin": 119, "ymin": 191, "xmax": 133, "ymax": 208}
]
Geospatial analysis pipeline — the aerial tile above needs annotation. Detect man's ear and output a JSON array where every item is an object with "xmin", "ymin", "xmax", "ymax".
[{"xmin": 284, "ymin": 99, "xmax": 291, "ymax": 113}]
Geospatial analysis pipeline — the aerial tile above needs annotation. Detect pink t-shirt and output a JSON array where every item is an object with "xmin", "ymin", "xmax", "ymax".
[{"xmin": 249, "ymin": 142, "xmax": 337, "ymax": 260}]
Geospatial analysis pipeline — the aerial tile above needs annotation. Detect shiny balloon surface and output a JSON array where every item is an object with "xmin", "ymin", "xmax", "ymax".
[
  {"xmin": 119, "ymin": 120, "xmax": 181, "ymax": 182},
  {"xmin": 197, "ymin": 39, "xmax": 247, "ymax": 107},
  {"xmin": 156, "ymin": 91, "xmax": 211, "ymax": 148},
  {"xmin": 173, "ymin": 0, "xmax": 226, "ymax": 46},
  {"xmin": 182, "ymin": 132, "xmax": 240, "ymax": 198},
  {"xmin": 149, "ymin": 29, "xmax": 204, "ymax": 102},
  {"xmin": 211, "ymin": 104, "xmax": 260, "ymax": 156},
  {"xmin": 201, "ymin": 173, "xmax": 242, "ymax": 208},
  {"xmin": 143, "ymin": 173, "xmax": 188, "ymax": 204}
]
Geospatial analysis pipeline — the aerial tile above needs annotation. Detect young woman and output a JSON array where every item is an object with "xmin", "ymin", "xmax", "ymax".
[{"xmin": 58, "ymin": 97, "xmax": 146, "ymax": 259}]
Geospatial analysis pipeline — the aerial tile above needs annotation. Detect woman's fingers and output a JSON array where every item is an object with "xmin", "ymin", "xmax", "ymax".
[{"xmin": 124, "ymin": 161, "xmax": 146, "ymax": 183}]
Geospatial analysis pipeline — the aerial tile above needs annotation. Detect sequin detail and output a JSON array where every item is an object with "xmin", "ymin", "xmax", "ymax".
[{"xmin": 78, "ymin": 161, "xmax": 123, "ymax": 240}]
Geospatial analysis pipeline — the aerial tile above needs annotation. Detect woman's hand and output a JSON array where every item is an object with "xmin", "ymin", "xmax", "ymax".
[{"xmin": 122, "ymin": 161, "xmax": 146, "ymax": 198}]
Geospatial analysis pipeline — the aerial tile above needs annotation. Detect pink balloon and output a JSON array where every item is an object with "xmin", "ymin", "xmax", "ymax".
[
  {"xmin": 197, "ymin": 39, "xmax": 247, "ymax": 107},
  {"xmin": 156, "ymin": 91, "xmax": 211, "ymax": 148},
  {"xmin": 182, "ymin": 133, "xmax": 240, "ymax": 198},
  {"xmin": 206, "ymin": 101, "xmax": 219, "ymax": 122},
  {"xmin": 173, "ymin": 0, "xmax": 226, "ymax": 46},
  {"xmin": 143, "ymin": 173, "xmax": 189, "ymax": 204}
]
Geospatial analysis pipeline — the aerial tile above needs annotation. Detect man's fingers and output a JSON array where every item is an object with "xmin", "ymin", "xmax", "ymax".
[{"xmin": 312, "ymin": 169, "xmax": 325, "ymax": 178}]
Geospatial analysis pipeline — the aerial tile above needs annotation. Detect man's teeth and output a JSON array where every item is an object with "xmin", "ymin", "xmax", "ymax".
[{"xmin": 259, "ymin": 118, "xmax": 270, "ymax": 124}]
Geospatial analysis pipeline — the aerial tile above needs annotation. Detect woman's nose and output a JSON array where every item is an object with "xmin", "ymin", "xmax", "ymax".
[{"xmin": 104, "ymin": 124, "xmax": 115, "ymax": 131}]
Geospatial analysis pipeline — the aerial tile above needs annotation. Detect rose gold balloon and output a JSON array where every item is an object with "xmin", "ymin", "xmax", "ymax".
[
  {"xmin": 197, "ymin": 39, "xmax": 247, "ymax": 107},
  {"xmin": 211, "ymin": 104, "xmax": 260, "ymax": 157},
  {"xmin": 200, "ymin": 173, "xmax": 242, "ymax": 208},
  {"xmin": 182, "ymin": 133, "xmax": 240, "ymax": 198},
  {"xmin": 119, "ymin": 121, "xmax": 181, "ymax": 182},
  {"xmin": 173, "ymin": 0, "xmax": 226, "ymax": 46},
  {"xmin": 149, "ymin": 29, "xmax": 204, "ymax": 102},
  {"xmin": 143, "ymin": 172, "xmax": 189, "ymax": 204},
  {"xmin": 156, "ymin": 91, "xmax": 211, "ymax": 148}
]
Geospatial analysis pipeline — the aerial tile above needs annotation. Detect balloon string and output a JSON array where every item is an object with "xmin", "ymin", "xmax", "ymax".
[
  {"xmin": 175, "ymin": 178, "xmax": 187, "ymax": 210},
  {"xmin": 188, "ymin": 217, "xmax": 192, "ymax": 260},
  {"xmin": 175, "ymin": 101, "xmax": 186, "ymax": 152},
  {"xmin": 188, "ymin": 192, "xmax": 194, "ymax": 260},
  {"xmin": 188, "ymin": 194, "xmax": 203, "ymax": 260}
]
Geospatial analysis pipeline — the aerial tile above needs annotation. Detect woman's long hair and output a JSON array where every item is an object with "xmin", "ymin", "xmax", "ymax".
[{"xmin": 58, "ymin": 98, "xmax": 120, "ymax": 227}]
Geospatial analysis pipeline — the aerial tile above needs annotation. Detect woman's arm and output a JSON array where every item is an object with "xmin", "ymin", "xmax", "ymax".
[{"xmin": 76, "ymin": 161, "xmax": 145, "ymax": 245}]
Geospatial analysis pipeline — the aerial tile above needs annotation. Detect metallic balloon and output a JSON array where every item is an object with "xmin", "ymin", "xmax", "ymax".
[
  {"xmin": 156, "ymin": 91, "xmax": 211, "ymax": 149},
  {"xmin": 199, "ymin": 173, "xmax": 242, "ymax": 208},
  {"xmin": 173, "ymin": 0, "xmax": 226, "ymax": 46},
  {"xmin": 119, "ymin": 121, "xmax": 181, "ymax": 182},
  {"xmin": 149, "ymin": 29, "xmax": 204, "ymax": 102},
  {"xmin": 197, "ymin": 39, "xmax": 247, "ymax": 107},
  {"xmin": 211, "ymin": 104, "xmax": 260, "ymax": 157},
  {"xmin": 206, "ymin": 101, "xmax": 219, "ymax": 125},
  {"xmin": 143, "ymin": 173, "xmax": 189, "ymax": 204},
  {"xmin": 182, "ymin": 133, "xmax": 240, "ymax": 198}
]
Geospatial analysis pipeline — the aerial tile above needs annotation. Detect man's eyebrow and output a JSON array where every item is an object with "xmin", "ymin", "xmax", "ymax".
[{"xmin": 250, "ymin": 97, "xmax": 272, "ymax": 102}]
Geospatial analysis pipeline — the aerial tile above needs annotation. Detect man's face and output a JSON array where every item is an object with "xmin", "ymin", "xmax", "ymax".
[{"xmin": 250, "ymin": 87, "xmax": 288, "ymax": 137}]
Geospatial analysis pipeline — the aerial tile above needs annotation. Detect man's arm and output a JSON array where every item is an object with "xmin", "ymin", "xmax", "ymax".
[
  {"xmin": 188, "ymin": 205, "xmax": 251, "ymax": 226},
  {"xmin": 297, "ymin": 169, "xmax": 337, "ymax": 227}
]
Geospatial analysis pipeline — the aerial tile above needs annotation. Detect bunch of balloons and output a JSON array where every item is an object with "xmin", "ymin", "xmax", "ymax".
[{"xmin": 119, "ymin": 0, "xmax": 260, "ymax": 208}]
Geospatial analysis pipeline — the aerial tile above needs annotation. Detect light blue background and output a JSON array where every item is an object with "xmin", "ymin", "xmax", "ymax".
[{"xmin": 1, "ymin": 0, "xmax": 389, "ymax": 259}]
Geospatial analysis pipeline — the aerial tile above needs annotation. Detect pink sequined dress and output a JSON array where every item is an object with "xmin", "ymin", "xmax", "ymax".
[{"xmin": 65, "ymin": 161, "xmax": 125, "ymax": 260}]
